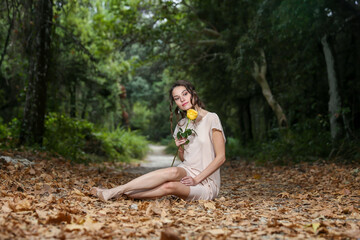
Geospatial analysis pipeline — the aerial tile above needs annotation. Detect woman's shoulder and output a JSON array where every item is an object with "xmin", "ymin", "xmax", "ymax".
[{"xmin": 205, "ymin": 111, "xmax": 220, "ymax": 121}]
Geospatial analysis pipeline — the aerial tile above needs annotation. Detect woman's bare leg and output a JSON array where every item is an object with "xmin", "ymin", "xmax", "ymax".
[
  {"xmin": 126, "ymin": 181, "xmax": 190, "ymax": 200},
  {"xmin": 93, "ymin": 167, "xmax": 187, "ymax": 201}
]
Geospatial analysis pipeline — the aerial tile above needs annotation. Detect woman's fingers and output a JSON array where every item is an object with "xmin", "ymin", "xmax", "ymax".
[
  {"xmin": 175, "ymin": 138, "xmax": 187, "ymax": 147},
  {"xmin": 180, "ymin": 176, "xmax": 196, "ymax": 186}
]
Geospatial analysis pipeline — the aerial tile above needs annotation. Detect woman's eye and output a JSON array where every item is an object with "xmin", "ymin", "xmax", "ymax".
[{"xmin": 183, "ymin": 92, "xmax": 188, "ymax": 96}]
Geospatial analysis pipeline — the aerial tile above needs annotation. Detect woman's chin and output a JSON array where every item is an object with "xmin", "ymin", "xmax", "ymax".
[{"xmin": 182, "ymin": 106, "xmax": 192, "ymax": 111}]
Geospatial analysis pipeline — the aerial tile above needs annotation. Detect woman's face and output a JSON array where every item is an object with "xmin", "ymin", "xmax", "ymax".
[{"xmin": 172, "ymin": 86, "xmax": 192, "ymax": 111}]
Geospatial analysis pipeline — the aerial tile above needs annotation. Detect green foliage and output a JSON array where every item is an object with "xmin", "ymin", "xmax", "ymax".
[
  {"xmin": 0, "ymin": 118, "xmax": 21, "ymax": 148},
  {"xmin": 99, "ymin": 128, "xmax": 149, "ymax": 161},
  {"xmin": 226, "ymin": 137, "xmax": 243, "ymax": 159},
  {"xmin": 43, "ymin": 113, "xmax": 96, "ymax": 161},
  {"xmin": 130, "ymin": 101, "xmax": 151, "ymax": 131},
  {"xmin": 144, "ymin": 100, "xmax": 172, "ymax": 141},
  {"xmin": 42, "ymin": 113, "xmax": 148, "ymax": 162},
  {"xmin": 332, "ymin": 139, "xmax": 360, "ymax": 163},
  {"xmin": 163, "ymin": 137, "xmax": 177, "ymax": 155},
  {"xmin": 254, "ymin": 119, "xmax": 332, "ymax": 164},
  {"xmin": 129, "ymin": 99, "xmax": 171, "ymax": 142},
  {"xmin": 224, "ymin": 117, "xmax": 359, "ymax": 164},
  {"xmin": 1, "ymin": 0, "xmax": 360, "ymax": 165}
]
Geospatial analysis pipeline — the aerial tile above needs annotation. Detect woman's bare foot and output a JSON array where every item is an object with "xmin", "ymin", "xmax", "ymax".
[
  {"xmin": 90, "ymin": 187, "xmax": 98, "ymax": 196},
  {"xmin": 92, "ymin": 186, "xmax": 124, "ymax": 201},
  {"xmin": 90, "ymin": 187, "xmax": 104, "ymax": 197}
]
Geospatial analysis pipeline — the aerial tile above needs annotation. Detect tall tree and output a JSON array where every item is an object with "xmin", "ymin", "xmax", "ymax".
[
  {"xmin": 0, "ymin": 0, "xmax": 18, "ymax": 70},
  {"xmin": 252, "ymin": 49, "xmax": 287, "ymax": 127},
  {"xmin": 19, "ymin": 0, "xmax": 53, "ymax": 145},
  {"xmin": 321, "ymin": 35, "xmax": 343, "ymax": 142}
]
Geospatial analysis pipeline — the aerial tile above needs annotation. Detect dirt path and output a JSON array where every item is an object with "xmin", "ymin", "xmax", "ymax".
[{"xmin": 127, "ymin": 144, "xmax": 181, "ymax": 174}]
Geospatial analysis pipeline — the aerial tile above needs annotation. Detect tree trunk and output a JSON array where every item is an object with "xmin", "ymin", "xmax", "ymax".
[
  {"xmin": 237, "ymin": 99, "xmax": 252, "ymax": 144},
  {"xmin": 81, "ymin": 87, "xmax": 92, "ymax": 119},
  {"xmin": 249, "ymin": 96, "xmax": 267, "ymax": 141},
  {"xmin": 19, "ymin": 0, "xmax": 53, "ymax": 146},
  {"xmin": 69, "ymin": 81, "xmax": 76, "ymax": 118},
  {"xmin": 0, "ymin": 0, "xmax": 16, "ymax": 73},
  {"xmin": 252, "ymin": 49, "xmax": 287, "ymax": 128},
  {"xmin": 321, "ymin": 34, "xmax": 343, "ymax": 142}
]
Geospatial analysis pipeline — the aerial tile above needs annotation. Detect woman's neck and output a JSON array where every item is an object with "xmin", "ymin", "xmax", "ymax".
[{"xmin": 194, "ymin": 106, "xmax": 208, "ymax": 120}]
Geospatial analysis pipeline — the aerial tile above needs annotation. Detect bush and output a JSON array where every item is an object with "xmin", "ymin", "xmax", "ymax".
[
  {"xmin": 43, "ymin": 113, "xmax": 149, "ymax": 162},
  {"xmin": 130, "ymin": 101, "xmax": 151, "ymax": 131},
  {"xmin": 254, "ymin": 118, "xmax": 332, "ymax": 164},
  {"xmin": 44, "ymin": 113, "xmax": 96, "ymax": 161},
  {"xmin": 329, "ymin": 139, "xmax": 360, "ymax": 163},
  {"xmin": 0, "ymin": 118, "xmax": 21, "ymax": 148},
  {"xmin": 224, "ymin": 118, "xmax": 339, "ymax": 164},
  {"xmin": 225, "ymin": 137, "xmax": 259, "ymax": 160},
  {"xmin": 100, "ymin": 128, "xmax": 149, "ymax": 161},
  {"xmin": 0, "ymin": 114, "xmax": 149, "ymax": 162}
]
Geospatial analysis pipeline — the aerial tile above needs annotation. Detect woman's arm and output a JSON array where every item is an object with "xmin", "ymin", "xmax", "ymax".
[
  {"xmin": 175, "ymin": 138, "xmax": 187, "ymax": 162},
  {"xmin": 178, "ymin": 146, "xmax": 184, "ymax": 161},
  {"xmin": 181, "ymin": 129, "xmax": 226, "ymax": 186}
]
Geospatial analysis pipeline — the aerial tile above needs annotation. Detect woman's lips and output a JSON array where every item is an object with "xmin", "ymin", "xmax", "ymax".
[{"xmin": 182, "ymin": 102, "xmax": 188, "ymax": 107}]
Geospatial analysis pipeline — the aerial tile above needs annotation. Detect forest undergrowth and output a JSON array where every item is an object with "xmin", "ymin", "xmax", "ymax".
[{"xmin": 0, "ymin": 150, "xmax": 359, "ymax": 239}]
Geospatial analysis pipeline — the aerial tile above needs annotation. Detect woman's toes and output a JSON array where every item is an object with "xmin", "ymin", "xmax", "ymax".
[
  {"xmin": 91, "ymin": 187, "xmax": 123, "ymax": 201},
  {"xmin": 90, "ymin": 187, "xmax": 99, "ymax": 196},
  {"xmin": 99, "ymin": 190, "xmax": 113, "ymax": 201},
  {"xmin": 98, "ymin": 191, "xmax": 106, "ymax": 201}
]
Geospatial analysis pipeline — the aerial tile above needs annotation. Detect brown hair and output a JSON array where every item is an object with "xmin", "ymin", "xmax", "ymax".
[{"xmin": 169, "ymin": 80, "xmax": 205, "ymax": 135}]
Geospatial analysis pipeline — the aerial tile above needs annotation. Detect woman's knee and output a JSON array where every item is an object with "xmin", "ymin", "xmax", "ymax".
[
  {"xmin": 160, "ymin": 182, "xmax": 189, "ymax": 199},
  {"xmin": 161, "ymin": 182, "xmax": 179, "ymax": 194},
  {"xmin": 165, "ymin": 167, "xmax": 185, "ymax": 180}
]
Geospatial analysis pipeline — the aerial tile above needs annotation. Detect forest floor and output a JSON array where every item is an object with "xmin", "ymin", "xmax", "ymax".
[{"xmin": 0, "ymin": 147, "xmax": 360, "ymax": 240}]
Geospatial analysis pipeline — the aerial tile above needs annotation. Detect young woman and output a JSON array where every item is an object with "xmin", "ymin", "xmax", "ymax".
[{"xmin": 91, "ymin": 80, "xmax": 226, "ymax": 201}]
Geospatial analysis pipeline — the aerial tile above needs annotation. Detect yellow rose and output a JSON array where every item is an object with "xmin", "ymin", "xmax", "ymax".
[{"xmin": 187, "ymin": 109, "xmax": 198, "ymax": 121}]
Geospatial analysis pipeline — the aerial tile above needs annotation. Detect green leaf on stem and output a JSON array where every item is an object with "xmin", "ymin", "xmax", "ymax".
[{"xmin": 185, "ymin": 129, "xmax": 192, "ymax": 135}]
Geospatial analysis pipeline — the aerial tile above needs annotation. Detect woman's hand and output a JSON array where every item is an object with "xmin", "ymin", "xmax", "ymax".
[
  {"xmin": 175, "ymin": 138, "xmax": 187, "ymax": 148},
  {"xmin": 180, "ymin": 176, "xmax": 198, "ymax": 186}
]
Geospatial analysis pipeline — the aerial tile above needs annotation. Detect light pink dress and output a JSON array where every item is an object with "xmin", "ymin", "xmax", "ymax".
[{"xmin": 173, "ymin": 112, "xmax": 226, "ymax": 201}]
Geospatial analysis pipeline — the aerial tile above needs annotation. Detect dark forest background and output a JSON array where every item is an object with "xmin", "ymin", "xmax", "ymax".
[{"xmin": 0, "ymin": 0, "xmax": 359, "ymax": 164}]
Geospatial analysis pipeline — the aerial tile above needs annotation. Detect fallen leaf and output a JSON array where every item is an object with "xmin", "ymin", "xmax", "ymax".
[
  {"xmin": 36, "ymin": 209, "xmax": 48, "ymax": 219},
  {"xmin": 204, "ymin": 202, "xmax": 216, "ymax": 210},
  {"xmin": 65, "ymin": 216, "xmax": 103, "ymax": 232},
  {"xmin": 1, "ymin": 203, "xmax": 12, "ymax": 213},
  {"xmin": 278, "ymin": 192, "xmax": 290, "ymax": 198},
  {"xmin": 339, "ymin": 188, "xmax": 351, "ymax": 196},
  {"xmin": 160, "ymin": 228, "xmax": 181, "ymax": 240},
  {"xmin": 207, "ymin": 229, "xmax": 225, "ymax": 236},
  {"xmin": 15, "ymin": 199, "xmax": 32, "ymax": 211},
  {"xmin": 312, "ymin": 222, "xmax": 321, "ymax": 233},
  {"xmin": 71, "ymin": 188, "xmax": 85, "ymax": 197},
  {"xmin": 46, "ymin": 212, "xmax": 71, "ymax": 224},
  {"xmin": 253, "ymin": 174, "xmax": 261, "ymax": 179}
]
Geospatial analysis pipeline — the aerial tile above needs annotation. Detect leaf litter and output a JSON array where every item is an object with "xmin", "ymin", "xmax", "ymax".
[{"xmin": 0, "ymin": 150, "xmax": 359, "ymax": 239}]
